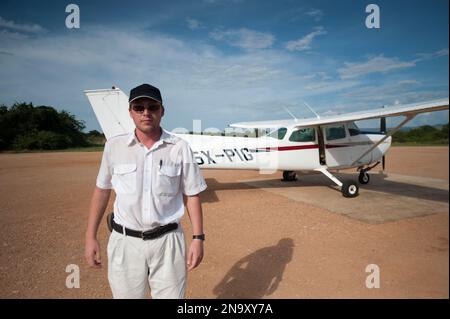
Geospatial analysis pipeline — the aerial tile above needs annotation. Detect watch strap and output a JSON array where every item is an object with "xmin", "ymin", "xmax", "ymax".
[{"xmin": 192, "ymin": 234, "xmax": 205, "ymax": 241}]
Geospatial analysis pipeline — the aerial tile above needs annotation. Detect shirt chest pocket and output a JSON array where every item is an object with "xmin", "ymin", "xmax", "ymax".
[
  {"xmin": 155, "ymin": 164, "xmax": 181, "ymax": 196},
  {"xmin": 112, "ymin": 164, "xmax": 137, "ymax": 194}
]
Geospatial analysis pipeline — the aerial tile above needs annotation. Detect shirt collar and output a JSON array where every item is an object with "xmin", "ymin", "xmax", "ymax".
[{"xmin": 127, "ymin": 128, "xmax": 176, "ymax": 146}]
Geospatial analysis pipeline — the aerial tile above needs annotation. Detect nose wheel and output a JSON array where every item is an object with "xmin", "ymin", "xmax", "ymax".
[
  {"xmin": 358, "ymin": 171, "xmax": 370, "ymax": 184},
  {"xmin": 342, "ymin": 180, "xmax": 359, "ymax": 198},
  {"xmin": 315, "ymin": 166, "xmax": 359, "ymax": 198}
]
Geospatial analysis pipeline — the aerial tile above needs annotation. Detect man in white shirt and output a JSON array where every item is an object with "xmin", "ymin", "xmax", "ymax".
[{"xmin": 85, "ymin": 83, "xmax": 207, "ymax": 298}]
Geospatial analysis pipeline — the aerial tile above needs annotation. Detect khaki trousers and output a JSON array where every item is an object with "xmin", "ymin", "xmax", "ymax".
[{"xmin": 107, "ymin": 226, "xmax": 186, "ymax": 299}]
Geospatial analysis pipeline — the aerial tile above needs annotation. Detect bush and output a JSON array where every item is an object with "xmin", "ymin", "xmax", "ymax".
[
  {"xmin": 392, "ymin": 123, "xmax": 449, "ymax": 144},
  {"xmin": 0, "ymin": 102, "xmax": 89, "ymax": 151},
  {"xmin": 12, "ymin": 131, "xmax": 72, "ymax": 150}
]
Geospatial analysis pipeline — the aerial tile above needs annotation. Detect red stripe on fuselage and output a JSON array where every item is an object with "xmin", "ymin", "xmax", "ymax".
[{"xmin": 255, "ymin": 144, "xmax": 349, "ymax": 152}]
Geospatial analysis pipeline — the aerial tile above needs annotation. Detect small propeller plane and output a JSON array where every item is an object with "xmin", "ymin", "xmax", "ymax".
[{"xmin": 85, "ymin": 87, "xmax": 448, "ymax": 198}]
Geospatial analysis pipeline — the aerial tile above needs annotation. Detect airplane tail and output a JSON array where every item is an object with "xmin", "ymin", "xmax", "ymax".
[{"xmin": 84, "ymin": 87, "xmax": 134, "ymax": 140}]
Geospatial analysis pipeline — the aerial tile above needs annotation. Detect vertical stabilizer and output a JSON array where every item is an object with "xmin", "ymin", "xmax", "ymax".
[{"xmin": 84, "ymin": 87, "xmax": 134, "ymax": 140}]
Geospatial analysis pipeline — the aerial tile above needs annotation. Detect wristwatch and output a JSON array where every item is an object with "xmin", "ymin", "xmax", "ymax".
[{"xmin": 192, "ymin": 234, "xmax": 205, "ymax": 241}]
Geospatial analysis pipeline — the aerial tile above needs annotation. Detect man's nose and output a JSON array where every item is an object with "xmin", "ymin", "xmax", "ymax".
[{"xmin": 142, "ymin": 107, "xmax": 152, "ymax": 115}]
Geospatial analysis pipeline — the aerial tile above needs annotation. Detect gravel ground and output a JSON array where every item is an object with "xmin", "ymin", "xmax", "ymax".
[{"xmin": 0, "ymin": 146, "xmax": 448, "ymax": 298}]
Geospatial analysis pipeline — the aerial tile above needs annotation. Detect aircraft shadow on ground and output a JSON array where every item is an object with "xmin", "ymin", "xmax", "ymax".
[
  {"xmin": 203, "ymin": 172, "xmax": 449, "ymax": 204},
  {"xmin": 212, "ymin": 238, "xmax": 294, "ymax": 299}
]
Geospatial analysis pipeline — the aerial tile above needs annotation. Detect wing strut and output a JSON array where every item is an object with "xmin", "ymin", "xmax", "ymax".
[{"xmin": 350, "ymin": 114, "xmax": 416, "ymax": 166}]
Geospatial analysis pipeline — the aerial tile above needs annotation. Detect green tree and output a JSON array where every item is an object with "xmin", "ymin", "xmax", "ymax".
[
  {"xmin": 392, "ymin": 123, "xmax": 449, "ymax": 144},
  {"xmin": 0, "ymin": 102, "xmax": 88, "ymax": 150}
]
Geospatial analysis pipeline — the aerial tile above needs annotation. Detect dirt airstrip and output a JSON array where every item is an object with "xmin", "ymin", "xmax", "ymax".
[{"xmin": 0, "ymin": 146, "xmax": 448, "ymax": 298}]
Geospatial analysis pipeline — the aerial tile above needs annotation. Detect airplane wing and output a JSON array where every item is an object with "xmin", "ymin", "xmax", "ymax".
[
  {"xmin": 229, "ymin": 98, "xmax": 449, "ymax": 129},
  {"xmin": 229, "ymin": 119, "xmax": 294, "ymax": 129},
  {"xmin": 84, "ymin": 88, "xmax": 134, "ymax": 140}
]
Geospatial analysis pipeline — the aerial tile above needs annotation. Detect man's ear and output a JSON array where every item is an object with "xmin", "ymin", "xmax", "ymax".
[{"xmin": 161, "ymin": 105, "xmax": 165, "ymax": 117}]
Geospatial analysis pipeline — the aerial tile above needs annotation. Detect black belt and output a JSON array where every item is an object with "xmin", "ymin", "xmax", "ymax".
[{"xmin": 112, "ymin": 218, "xmax": 178, "ymax": 240}]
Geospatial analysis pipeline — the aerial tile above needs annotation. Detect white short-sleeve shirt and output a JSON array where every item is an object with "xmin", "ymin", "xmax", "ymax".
[{"xmin": 96, "ymin": 128, "xmax": 207, "ymax": 231}]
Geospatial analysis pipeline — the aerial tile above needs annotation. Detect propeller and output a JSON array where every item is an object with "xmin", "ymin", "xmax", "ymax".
[{"xmin": 380, "ymin": 116, "xmax": 386, "ymax": 170}]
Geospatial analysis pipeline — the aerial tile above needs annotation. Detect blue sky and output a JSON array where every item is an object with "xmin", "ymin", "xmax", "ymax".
[{"xmin": 0, "ymin": 0, "xmax": 448, "ymax": 132}]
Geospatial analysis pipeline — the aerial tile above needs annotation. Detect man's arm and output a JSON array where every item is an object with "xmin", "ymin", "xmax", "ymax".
[
  {"xmin": 85, "ymin": 186, "xmax": 111, "ymax": 268},
  {"xmin": 184, "ymin": 194, "xmax": 204, "ymax": 271}
]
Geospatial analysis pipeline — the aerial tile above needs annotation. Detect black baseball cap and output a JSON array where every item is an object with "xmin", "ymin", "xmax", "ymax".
[{"xmin": 129, "ymin": 84, "xmax": 163, "ymax": 104}]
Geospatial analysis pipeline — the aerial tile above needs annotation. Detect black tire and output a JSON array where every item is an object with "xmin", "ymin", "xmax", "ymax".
[
  {"xmin": 342, "ymin": 180, "xmax": 359, "ymax": 198},
  {"xmin": 282, "ymin": 170, "xmax": 297, "ymax": 181},
  {"xmin": 358, "ymin": 171, "xmax": 370, "ymax": 184}
]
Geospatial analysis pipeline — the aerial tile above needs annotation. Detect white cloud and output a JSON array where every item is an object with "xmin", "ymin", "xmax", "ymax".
[
  {"xmin": 338, "ymin": 49, "xmax": 449, "ymax": 80},
  {"xmin": 0, "ymin": 16, "xmax": 46, "ymax": 33},
  {"xmin": 285, "ymin": 27, "xmax": 326, "ymax": 51},
  {"xmin": 301, "ymin": 71, "xmax": 331, "ymax": 81},
  {"xmin": 397, "ymin": 80, "xmax": 420, "ymax": 85},
  {"xmin": 304, "ymin": 80, "xmax": 359, "ymax": 93},
  {"xmin": 186, "ymin": 18, "xmax": 202, "ymax": 30},
  {"xmin": 413, "ymin": 48, "xmax": 449, "ymax": 63},
  {"xmin": 340, "ymin": 80, "xmax": 447, "ymax": 107},
  {"xmin": 209, "ymin": 28, "xmax": 274, "ymax": 50},
  {"xmin": 306, "ymin": 9, "xmax": 323, "ymax": 21},
  {"xmin": 0, "ymin": 25, "xmax": 446, "ymax": 132},
  {"xmin": 338, "ymin": 55, "xmax": 416, "ymax": 79},
  {"xmin": 0, "ymin": 27, "xmax": 301, "ymax": 130},
  {"xmin": 0, "ymin": 29, "xmax": 29, "ymax": 41}
]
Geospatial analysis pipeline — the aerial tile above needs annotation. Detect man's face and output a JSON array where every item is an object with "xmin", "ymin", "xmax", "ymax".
[{"xmin": 129, "ymin": 97, "xmax": 164, "ymax": 134}]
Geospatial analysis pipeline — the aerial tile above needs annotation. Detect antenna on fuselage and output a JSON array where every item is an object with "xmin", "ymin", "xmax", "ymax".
[
  {"xmin": 283, "ymin": 106, "xmax": 298, "ymax": 122},
  {"xmin": 302, "ymin": 101, "xmax": 320, "ymax": 119}
]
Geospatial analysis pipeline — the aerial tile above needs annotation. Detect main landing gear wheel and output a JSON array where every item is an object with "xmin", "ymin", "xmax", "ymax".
[
  {"xmin": 358, "ymin": 171, "xmax": 370, "ymax": 184},
  {"xmin": 341, "ymin": 180, "xmax": 359, "ymax": 198},
  {"xmin": 282, "ymin": 170, "xmax": 297, "ymax": 182}
]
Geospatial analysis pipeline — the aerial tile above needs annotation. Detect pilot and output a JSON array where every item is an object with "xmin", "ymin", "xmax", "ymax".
[{"xmin": 85, "ymin": 83, "xmax": 207, "ymax": 298}]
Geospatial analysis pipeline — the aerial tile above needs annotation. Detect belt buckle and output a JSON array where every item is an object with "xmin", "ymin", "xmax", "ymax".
[{"xmin": 141, "ymin": 229, "xmax": 155, "ymax": 240}]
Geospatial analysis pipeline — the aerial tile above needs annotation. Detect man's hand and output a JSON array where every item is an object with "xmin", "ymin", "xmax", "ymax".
[
  {"xmin": 85, "ymin": 187, "xmax": 111, "ymax": 269},
  {"xmin": 85, "ymin": 237, "xmax": 102, "ymax": 268},
  {"xmin": 187, "ymin": 239, "xmax": 203, "ymax": 271}
]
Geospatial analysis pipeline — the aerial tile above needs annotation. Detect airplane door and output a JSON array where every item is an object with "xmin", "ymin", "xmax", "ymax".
[
  {"xmin": 317, "ymin": 125, "xmax": 326, "ymax": 165},
  {"xmin": 347, "ymin": 121, "xmax": 373, "ymax": 165},
  {"xmin": 323, "ymin": 124, "xmax": 352, "ymax": 168}
]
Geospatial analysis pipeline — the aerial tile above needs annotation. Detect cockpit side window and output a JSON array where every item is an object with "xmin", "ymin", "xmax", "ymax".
[
  {"xmin": 289, "ymin": 128, "xmax": 316, "ymax": 142},
  {"xmin": 325, "ymin": 125, "xmax": 346, "ymax": 140}
]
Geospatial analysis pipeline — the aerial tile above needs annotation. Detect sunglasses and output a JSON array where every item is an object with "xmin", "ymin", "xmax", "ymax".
[{"xmin": 131, "ymin": 103, "xmax": 162, "ymax": 113}]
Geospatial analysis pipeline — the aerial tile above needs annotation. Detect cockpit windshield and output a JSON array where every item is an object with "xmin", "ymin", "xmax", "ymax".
[{"xmin": 264, "ymin": 127, "xmax": 287, "ymax": 140}]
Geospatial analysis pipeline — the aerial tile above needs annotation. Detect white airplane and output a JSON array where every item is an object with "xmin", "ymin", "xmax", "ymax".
[{"xmin": 85, "ymin": 87, "xmax": 449, "ymax": 198}]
